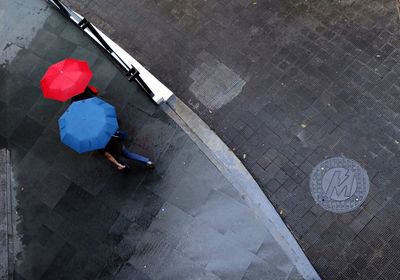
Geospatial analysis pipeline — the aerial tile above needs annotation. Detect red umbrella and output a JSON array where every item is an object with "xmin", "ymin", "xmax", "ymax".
[{"xmin": 40, "ymin": 58, "xmax": 93, "ymax": 102}]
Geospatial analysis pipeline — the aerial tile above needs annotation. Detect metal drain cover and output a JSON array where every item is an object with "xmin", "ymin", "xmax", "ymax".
[{"xmin": 310, "ymin": 156, "xmax": 369, "ymax": 213}]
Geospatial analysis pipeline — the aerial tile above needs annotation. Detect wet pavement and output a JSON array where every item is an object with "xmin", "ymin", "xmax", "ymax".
[
  {"xmin": 62, "ymin": 0, "xmax": 400, "ymax": 279},
  {"xmin": 0, "ymin": 148, "xmax": 10, "ymax": 280},
  {"xmin": 0, "ymin": 0, "xmax": 308, "ymax": 279}
]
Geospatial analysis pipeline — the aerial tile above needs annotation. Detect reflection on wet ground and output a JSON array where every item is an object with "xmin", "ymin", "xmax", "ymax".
[{"xmin": 1, "ymin": 1, "xmax": 299, "ymax": 279}]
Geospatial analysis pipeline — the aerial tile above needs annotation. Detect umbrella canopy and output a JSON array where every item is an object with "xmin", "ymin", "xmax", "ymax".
[
  {"xmin": 40, "ymin": 58, "xmax": 93, "ymax": 102},
  {"xmin": 58, "ymin": 97, "xmax": 118, "ymax": 153}
]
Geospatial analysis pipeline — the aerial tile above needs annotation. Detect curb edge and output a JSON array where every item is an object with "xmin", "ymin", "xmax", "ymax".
[{"xmin": 162, "ymin": 96, "xmax": 320, "ymax": 280}]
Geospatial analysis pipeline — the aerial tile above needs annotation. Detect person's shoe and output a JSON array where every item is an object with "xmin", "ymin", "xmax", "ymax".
[
  {"xmin": 117, "ymin": 164, "xmax": 130, "ymax": 171},
  {"xmin": 146, "ymin": 161, "xmax": 155, "ymax": 169},
  {"xmin": 118, "ymin": 161, "xmax": 130, "ymax": 171}
]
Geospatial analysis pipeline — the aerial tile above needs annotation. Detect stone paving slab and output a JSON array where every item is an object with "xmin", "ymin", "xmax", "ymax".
[
  {"xmin": 164, "ymin": 96, "xmax": 318, "ymax": 278},
  {"xmin": 0, "ymin": 1, "xmax": 310, "ymax": 279},
  {"xmin": 62, "ymin": 0, "xmax": 400, "ymax": 278}
]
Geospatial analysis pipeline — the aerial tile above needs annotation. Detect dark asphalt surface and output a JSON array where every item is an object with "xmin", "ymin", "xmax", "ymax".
[
  {"xmin": 63, "ymin": 0, "xmax": 400, "ymax": 279},
  {"xmin": 0, "ymin": 0, "xmax": 304, "ymax": 279}
]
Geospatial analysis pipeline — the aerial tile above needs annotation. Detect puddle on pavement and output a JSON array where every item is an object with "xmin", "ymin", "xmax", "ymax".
[
  {"xmin": 1, "ymin": 1, "xmax": 167, "ymax": 278},
  {"xmin": 1, "ymin": 0, "xmax": 51, "ymax": 277},
  {"xmin": 0, "ymin": 1, "xmax": 50, "ymax": 66}
]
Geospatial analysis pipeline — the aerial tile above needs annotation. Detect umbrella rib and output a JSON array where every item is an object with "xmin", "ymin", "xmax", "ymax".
[{"xmin": 41, "ymin": 59, "xmax": 92, "ymax": 101}]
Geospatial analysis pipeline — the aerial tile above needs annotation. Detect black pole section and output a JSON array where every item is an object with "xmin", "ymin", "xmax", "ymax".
[
  {"xmin": 133, "ymin": 76, "xmax": 153, "ymax": 96},
  {"xmin": 78, "ymin": 19, "xmax": 114, "ymax": 54},
  {"xmin": 47, "ymin": 0, "xmax": 155, "ymax": 99}
]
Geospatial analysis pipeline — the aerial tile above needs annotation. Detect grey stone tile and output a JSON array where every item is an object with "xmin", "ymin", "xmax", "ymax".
[
  {"xmin": 256, "ymin": 235, "xmax": 292, "ymax": 272},
  {"xmin": 6, "ymin": 49, "xmax": 43, "ymax": 77},
  {"xmin": 147, "ymin": 202, "xmax": 193, "ymax": 246},
  {"xmin": 132, "ymin": 123, "xmax": 179, "ymax": 164},
  {"xmin": 114, "ymin": 263, "xmax": 152, "ymax": 280},
  {"xmin": 15, "ymin": 239, "xmax": 64, "ymax": 280},
  {"xmin": 128, "ymin": 233, "xmax": 175, "ymax": 280},
  {"xmin": 6, "ymin": 81, "xmax": 40, "ymax": 112},
  {"xmin": 242, "ymin": 255, "xmax": 292, "ymax": 280},
  {"xmin": 156, "ymin": 249, "xmax": 221, "ymax": 280},
  {"xmin": 118, "ymin": 102, "xmax": 155, "ymax": 137},
  {"xmin": 70, "ymin": 154, "xmax": 113, "ymax": 195},
  {"xmin": 143, "ymin": 136, "xmax": 201, "ymax": 199},
  {"xmin": 287, "ymin": 267, "xmax": 304, "ymax": 280},
  {"xmin": 81, "ymin": 200, "xmax": 120, "ymax": 241},
  {"xmin": 69, "ymin": 45, "xmax": 99, "ymax": 67},
  {"xmin": 176, "ymin": 219, "xmax": 229, "ymax": 267},
  {"xmin": 90, "ymin": 58, "xmax": 118, "ymax": 90},
  {"xmin": 30, "ymin": 129, "xmax": 62, "ymax": 165},
  {"xmin": 62, "ymin": 251, "xmax": 104, "ymax": 280},
  {"xmin": 42, "ymin": 35, "xmax": 77, "ymax": 63},
  {"xmin": 142, "ymin": 172, "xmax": 176, "ymax": 201},
  {"xmin": 167, "ymin": 175, "xmax": 214, "ymax": 216},
  {"xmin": 104, "ymin": 72, "xmax": 158, "ymax": 116},
  {"xmin": 9, "ymin": 116, "xmax": 44, "ymax": 151},
  {"xmin": 215, "ymin": 176, "xmax": 248, "ymax": 206},
  {"xmin": 14, "ymin": 151, "xmax": 50, "ymax": 187},
  {"xmin": 59, "ymin": 24, "xmax": 90, "ymax": 47},
  {"xmin": 189, "ymin": 51, "xmax": 246, "ymax": 110},
  {"xmin": 176, "ymin": 219, "xmax": 254, "ymax": 280},
  {"xmin": 204, "ymin": 238, "xmax": 254, "ymax": 280},
  {"xmin": 40, "ymin": 242, "xmax": 76, "ymax": 280},
  {"xmin": 42, "ymin": 10, "xmax": 68, "ymax": 35},
  {"xmin": 29, "ymin": 29, "xmax": 58, "ymax": 58},
  {"xmin": 195, "ymin": 190, "xmax": 267, "ymax": 253},
  {"xmin": 108, "ymin": 214, "xmax": 132, "ymax": 238},
  {"xmin": 0, "ymin": 41, "xmax": 22, "ymax": 68},
  {"xmin": 27, "ymin": 97, "xmax": 63, "ymax": 127},
  {"xmin": 53, "ymin": 183, "xmax": 95, "ymax": 222},
  {"xmin": 120, "ymin": 187, "xmax": 164, "ymax": 228},
  {"xmin": 0, "ymin": 105, "xmax": 26, "ymax": 139},
  {"xmin": 123, "ymin": 222, "xmax": 147, "ymax": 246},
  {"xmin": 37, "ymin": 169, "xmax": 71, "ymax": 208}
]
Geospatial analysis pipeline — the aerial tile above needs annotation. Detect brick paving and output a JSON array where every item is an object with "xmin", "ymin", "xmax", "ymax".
[{"xmin": 64, "ymin": 0, "xmax": 400, "ymax": 278}]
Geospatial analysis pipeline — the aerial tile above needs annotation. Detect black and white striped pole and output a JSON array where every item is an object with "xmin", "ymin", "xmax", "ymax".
[{"xmin": 47, "ymin": 0, "xmax": 173, "ymax": 104}]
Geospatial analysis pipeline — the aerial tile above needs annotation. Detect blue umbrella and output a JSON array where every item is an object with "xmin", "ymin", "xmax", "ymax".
[{"xmin": 58, "ymin": 97, "xmax": 118, "ymax": 153}]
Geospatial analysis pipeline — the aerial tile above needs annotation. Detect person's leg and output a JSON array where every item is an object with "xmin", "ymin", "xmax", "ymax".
[{"xmin": 122, "ymin": 145, "xmax": 150, "ymax": 165}]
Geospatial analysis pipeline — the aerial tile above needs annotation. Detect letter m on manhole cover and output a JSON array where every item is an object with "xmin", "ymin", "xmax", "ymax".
[{"xmin": 322, "ymin": 168, "xmax": 357, "ymax": 201}]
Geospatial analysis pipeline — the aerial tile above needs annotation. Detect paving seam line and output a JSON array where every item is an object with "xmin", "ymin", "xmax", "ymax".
[
  {"xmin": 0, "ymin": 149, "xmax": 13, "ymax": 280},
  {"xmin": 162, "ymin": 96, "xmax": 320, "ymax": 280},
  {"xmin": 6, "ymin": 149, "xmax": 14, "ymax": 280}
]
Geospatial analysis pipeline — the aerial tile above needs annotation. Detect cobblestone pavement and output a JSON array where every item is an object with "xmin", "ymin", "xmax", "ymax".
[
  {"xmin": 0, "ymin": 0, "xmax": 306, "ymax": 279},
  {"xmin": 64, "ymin": 0, "xmax": 400, "ymax": 278}
]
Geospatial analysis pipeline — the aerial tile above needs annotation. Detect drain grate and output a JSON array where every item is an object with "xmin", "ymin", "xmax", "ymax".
[{"xmin": 310, "ymin": 156, "xmax": 369, "ymax": 213}]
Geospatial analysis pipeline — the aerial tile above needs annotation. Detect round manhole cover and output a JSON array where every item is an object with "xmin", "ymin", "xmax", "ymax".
[{"xmin": 310, "ymin": 156, "xmax": 369, "ymax": 213}]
